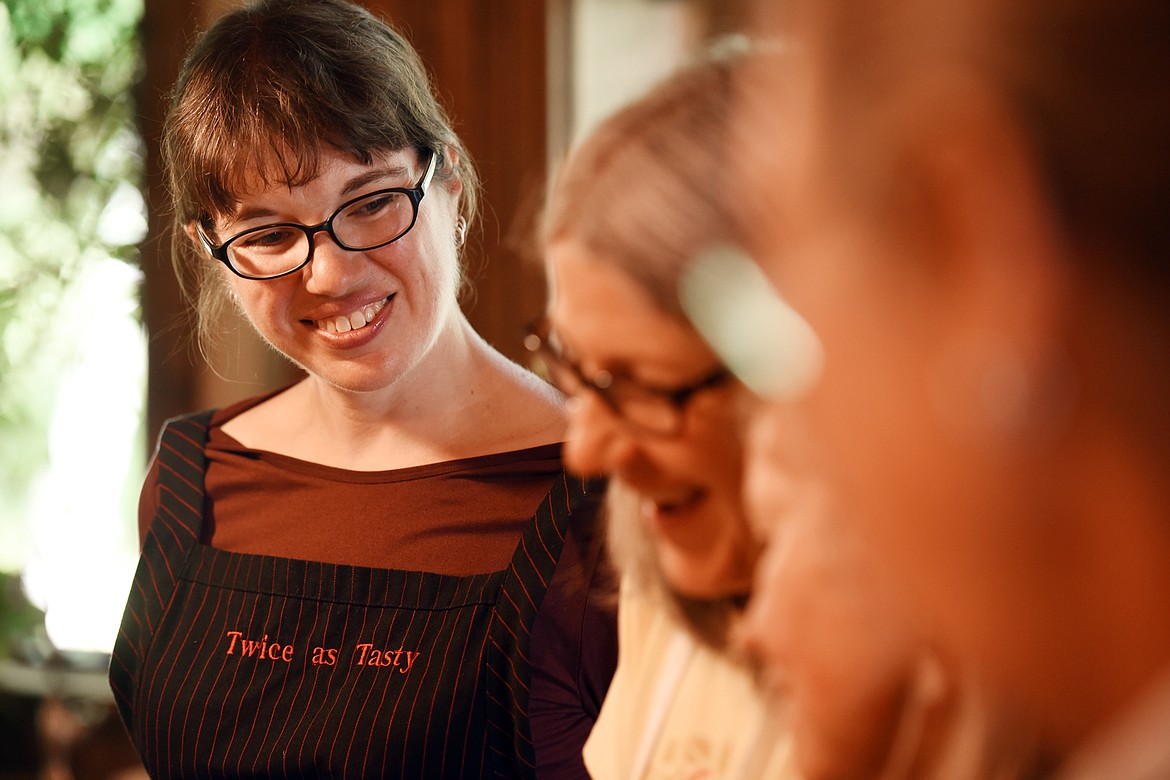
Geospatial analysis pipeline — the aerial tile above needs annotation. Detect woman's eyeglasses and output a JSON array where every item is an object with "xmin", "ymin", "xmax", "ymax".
[
  {"xmin": 196, "ymin": 149, "xmax": 438, "ymax": 281},
  {"xmin": 524, "ymin": 319, "xmax": 732, "ymax": 436}
]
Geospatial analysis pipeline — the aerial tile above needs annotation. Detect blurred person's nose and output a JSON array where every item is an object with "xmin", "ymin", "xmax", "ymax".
[
  {"xmin": 562, "ymin": 392, "xmax": 640, "ymax": 478},
  {"xmin": 735, "ymin": 542, "xmax": 796, "ymax": 705}
]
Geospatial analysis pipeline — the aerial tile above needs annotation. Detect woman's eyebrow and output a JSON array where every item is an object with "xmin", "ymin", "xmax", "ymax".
[
  {"xmin": 339, "ymin": 165, "xmax": 410, "ymax": 198},
  {"xmin": 231, "ymin": 205, "xmax": 278, "ymax": 223},
  {"xmin": 226, "ymin": 165, "xmax": 414, "ymax": 224}
]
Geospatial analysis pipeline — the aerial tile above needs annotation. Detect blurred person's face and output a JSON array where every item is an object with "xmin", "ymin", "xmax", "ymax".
[
  {"xmin": 736, "ymin": 2, "xmax": 1080, "ymax": 740},
  {"xmin": 739, "ymin": 402, "xmax": 916, "ymax": 780},
  {"xmin": 546, "ymin": 241, "xmax": 759, "ymax": 598}
]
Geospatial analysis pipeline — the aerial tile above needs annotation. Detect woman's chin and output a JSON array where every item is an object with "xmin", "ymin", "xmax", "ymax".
[{"xmin": 659, "ymin": 550, "xmax": 753, "ymax": 601}]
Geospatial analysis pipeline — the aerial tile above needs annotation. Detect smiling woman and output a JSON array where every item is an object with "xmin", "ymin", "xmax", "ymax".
[
  {"xmin": 109, "ymin": 1, "xmax": 616, "ymax": 778},
  {"xmin": 537, "ymin": 48, "xmax": 798, "ymax": 780}
]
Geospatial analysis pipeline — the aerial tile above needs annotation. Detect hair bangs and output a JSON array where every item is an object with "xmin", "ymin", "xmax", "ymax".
[{"xmin": 172, "ymin": 62, "xmax": 396, "ymax": 225}]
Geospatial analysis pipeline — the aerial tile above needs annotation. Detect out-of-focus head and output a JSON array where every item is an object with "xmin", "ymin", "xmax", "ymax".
[
  {"xmin": 770, "ymin": 0, "xmax": 1170, "ymax": 280},
  {"xmin": 163, "ymin": 0, "xmax": 479, "ymax": 348},
  {"xmin": 740, "ymin": 0, "xmax": 1170, "ymax": 749},
  {"xmin": 739, "ymin": 402, "xmax": 923, "ymax": 780},
  {"xmin": 538, "ymin": 50, "xmax": 761, "ymax": 601}
]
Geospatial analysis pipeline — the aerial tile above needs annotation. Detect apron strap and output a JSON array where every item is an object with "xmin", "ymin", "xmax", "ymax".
[
  {"xmin": 154, "ymin": 409, "xmax": 214, "ymax": 549},
  {"xmin": 485, "ymin": 472, "xmax": 606, "ymax": 778},
  {"xmin": 109, "ymin": 409, "xmax": 213, "ymax": 726}
]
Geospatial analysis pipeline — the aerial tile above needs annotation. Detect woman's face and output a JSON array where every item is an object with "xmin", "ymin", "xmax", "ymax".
[
  {"xmin": 739, "ymin": 404, "xmax": 916, "ymax": 780},
  {"xmin": 547, "ymin": 241, "xmax": 759, "ymax": 598},
  {"xmin": 203, "ymin": 146, "xmax": 462, "ymax": 397}
]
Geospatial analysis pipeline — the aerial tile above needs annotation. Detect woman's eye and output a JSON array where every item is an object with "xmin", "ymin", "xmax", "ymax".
[
  {"xmin": 603, "ymin": 376, "xmax": 658, "ymax": 408},
  {"xmin": 352, "ymin": 192, "xmax": 401, "ymax": 218},
  {"xmin": 238, "ymin": 228, "xmax": 297, "ymax": 251}
]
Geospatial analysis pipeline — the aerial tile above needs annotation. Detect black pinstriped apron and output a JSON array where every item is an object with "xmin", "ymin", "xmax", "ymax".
[{"xmin": 109, "ymin": 410, "xmax": 601, "ymax": 779}]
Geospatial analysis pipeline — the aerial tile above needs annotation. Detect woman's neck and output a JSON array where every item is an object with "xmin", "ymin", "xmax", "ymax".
[{"xmin": 226, "ymin": 315, "xmax": 566, "ymax": 470}]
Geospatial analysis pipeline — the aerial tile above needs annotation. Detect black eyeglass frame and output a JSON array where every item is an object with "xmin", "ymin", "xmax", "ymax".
[
  {"xmin": 195, "ymin": 148, "xmax": 439, "ymax": 281},
  {"xmin": 524, "ymin": 319, "xmax": 733, "ymax": 436}
]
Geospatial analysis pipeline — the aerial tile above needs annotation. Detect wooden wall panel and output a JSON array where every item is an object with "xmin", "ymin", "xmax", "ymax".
[
  {"xmin": 367, "ymin": 1, "xmax": 552, "ymax": 361},
  {"xmin": 139, "ymin": 0, "xmax": 201, "ymax": 443}
]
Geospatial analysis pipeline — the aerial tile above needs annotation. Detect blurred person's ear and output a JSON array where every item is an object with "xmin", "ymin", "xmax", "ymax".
[{"xmin": 893, "ymin": 73, "xmax": 1073, "ymax": 448}]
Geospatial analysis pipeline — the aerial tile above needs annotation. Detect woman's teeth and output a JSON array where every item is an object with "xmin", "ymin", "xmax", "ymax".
[{"xmin": 316, "ymin": 299, "xmax": 386, "ymax": 333}]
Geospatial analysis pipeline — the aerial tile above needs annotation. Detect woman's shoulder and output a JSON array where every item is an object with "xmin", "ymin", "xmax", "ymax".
[
  {"xmin": 208, "ymin": 386, "xmax": 293, "ymax": 427},
  {"xmin": 471, "ymin": 347, "xmax": 569, "ymax": 450},
  {"xmin": 147, "ymin": 388, "xmax": 286, "ymax": 445}
]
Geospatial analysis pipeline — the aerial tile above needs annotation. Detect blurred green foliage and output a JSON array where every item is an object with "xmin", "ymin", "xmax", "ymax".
[
  {"xmin": 0, "ymin": 0, "xmax": 144, "ymax": 572},
  {"xmin": 0, "ymin": 570, "xmax": 47, "ymax": 661}
]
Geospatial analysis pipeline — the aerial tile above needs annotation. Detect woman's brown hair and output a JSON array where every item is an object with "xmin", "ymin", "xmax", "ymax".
[{"xmin": 162, "ymin": 0, "xmax": 480, "ymax": 352}]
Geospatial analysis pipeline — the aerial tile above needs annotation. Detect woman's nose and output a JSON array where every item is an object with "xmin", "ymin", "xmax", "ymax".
[
  {"xmin": 301, "ymin": 233, "xmax": 363, "ymax": 294},
  {"xmin": 562, "ymin": 392, "xmax": 639, "ymax": 478}
]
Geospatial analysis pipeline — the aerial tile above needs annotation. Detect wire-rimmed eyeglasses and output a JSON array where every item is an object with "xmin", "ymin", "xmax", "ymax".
[
  {"xmin": 524, "ymin": 318, "xmax": 732, "ymax": 436},
  {"xmin": 196, "ymin": 148, "xmax": 439, "ymax": 280}
]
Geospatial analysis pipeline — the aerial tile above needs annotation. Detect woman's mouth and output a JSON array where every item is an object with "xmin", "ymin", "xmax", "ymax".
[
  {"xmin": 643, "ymin": 488, "xmax": 705, "ymax": 521},
  {"xmin": 313, "ymin": 296, "xmax": 390, "ymax": 333}
]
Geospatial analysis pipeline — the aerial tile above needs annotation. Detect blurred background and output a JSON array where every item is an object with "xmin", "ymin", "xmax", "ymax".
[{"xmin": 0, "ymin": 0, "xmax": 749, "ymax": 776}]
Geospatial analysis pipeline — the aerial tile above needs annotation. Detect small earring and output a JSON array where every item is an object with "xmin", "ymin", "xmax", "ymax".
[{"xmin": 454, "ymin": 217, "xmax": 467, "ymax": 248}]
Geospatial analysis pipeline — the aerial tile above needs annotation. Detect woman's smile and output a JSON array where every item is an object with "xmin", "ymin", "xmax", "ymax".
[
  {"xmin": 296, "ymin": 291, "xmax": 397, "ymax": 351},
  {"xmin": 640, "ymin": 486, "xmax": 707, "ymax": 530},
  {"xmin": 311, "ymin": 294, "xmax": 391, "ymax": 333}
]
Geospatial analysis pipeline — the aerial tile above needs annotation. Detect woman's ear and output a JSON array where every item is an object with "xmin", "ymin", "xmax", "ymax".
[
  {"xmin": 183, "ymin": 221, "xmax": 206, "ymax": 254},
  {"xmin": 440, "ymin": 145, "xmax": 464, "ymax": 199}
]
